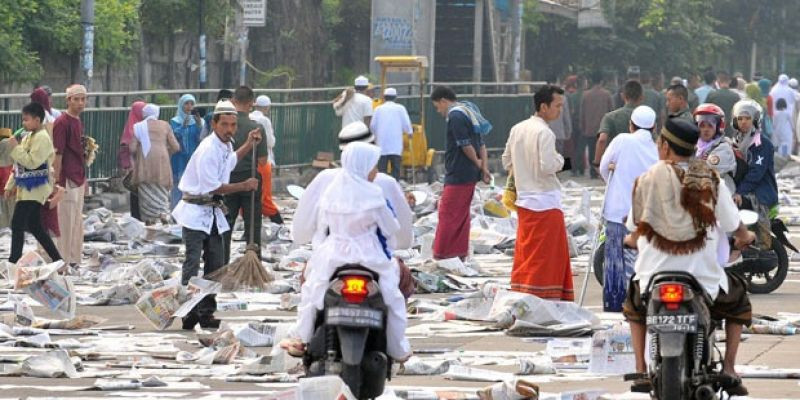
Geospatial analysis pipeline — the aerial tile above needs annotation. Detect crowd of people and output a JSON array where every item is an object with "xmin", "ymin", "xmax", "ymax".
[{"xmin": 0, "ymin": 68, "xmax": 792, "ymax": 393}]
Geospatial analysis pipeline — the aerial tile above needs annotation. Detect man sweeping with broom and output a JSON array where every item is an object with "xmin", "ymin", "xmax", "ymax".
[{"xmin": 172, "ymin": 100, "xmax": 261, "ymax": 330}]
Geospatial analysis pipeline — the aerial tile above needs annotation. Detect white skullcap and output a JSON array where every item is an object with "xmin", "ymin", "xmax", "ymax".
[
  {"xmin": 630, "ymin": 105, "xmax": 656, "ymax": 129},
  {"xmin": 779, "ymin": 74, "xmax": 789, "ymax": 84},
  {"xmin": 213, "ymin": 100, "xmax": 237, "ymax": 115},
  {"xmin": 790, "ymin": 78, "xmax": 799, "ymax": 89},
  {"xmin": 354, "ymin": 76, "xmax": 369, "ymax": 87},
  {"xmin": 255, "ymin": 95, "xmax": 271, "ymax": 107},
  {"xmin": 384, "ymin": 88, "xmax": 397, "ymax": 97},
  {"xmin": 338, "ymin": 121, "xmax": 375, "ymax": 150}
]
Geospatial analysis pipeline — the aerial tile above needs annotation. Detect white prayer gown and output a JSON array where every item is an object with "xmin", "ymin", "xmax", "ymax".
[{"xmin": 291, "ymin": 143, "xmax": 410, "ymax": 359}]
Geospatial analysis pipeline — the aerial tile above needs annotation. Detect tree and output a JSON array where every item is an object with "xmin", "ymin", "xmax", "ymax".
[{"xmin": 0, "ymin": 0, "xmax": 40, "ymax": 82}]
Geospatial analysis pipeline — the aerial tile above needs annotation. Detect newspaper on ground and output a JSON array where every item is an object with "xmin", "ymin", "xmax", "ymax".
[
  {"xmin": 588, "ymin": 323, "xmax": 635, "ymax": 375},
  {"xmin": 477, "ymin": 378, "xmax": 540, "ymax": 400},
  {"xmin": 134, "ymin": 278, "xmax": 184, "ymax": 330},
  {"xmin": 172, "ymin": 277, "xmax": 221, "ymax": 319},
  {"xmin": 14, "ymin": 259, "xmax": 75, "ymax": 318},
  {"xmin": 20, "ymin": 349, "xmax": 78, "ymax": 378}
]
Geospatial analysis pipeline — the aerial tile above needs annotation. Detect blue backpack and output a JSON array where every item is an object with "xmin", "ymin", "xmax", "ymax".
[{"xmin": 449, "ymin": 101, "xmax": 493, "ymax": 136}]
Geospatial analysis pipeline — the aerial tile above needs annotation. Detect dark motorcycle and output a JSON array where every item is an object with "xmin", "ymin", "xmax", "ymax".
[
  {"xmin": 626, "ymin": 271, "xmax": 737, "ymax": 400},
  {"xmin": 303, "ymin": 264, "xmax": 391, "ymax": 399},
  {"xmin": 727, "ymin": 213, "xmax": 796, "ymax": 294}
]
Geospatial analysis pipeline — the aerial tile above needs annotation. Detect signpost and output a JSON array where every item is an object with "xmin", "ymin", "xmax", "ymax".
[{"xmin": 238, "ymin": 0, "xmax": 266, "ymax": 85}]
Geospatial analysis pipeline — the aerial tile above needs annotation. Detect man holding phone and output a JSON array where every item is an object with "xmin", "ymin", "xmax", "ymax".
[{"xmin": 502, "ymin": 84, "xmax": 574, "ymax": 301}]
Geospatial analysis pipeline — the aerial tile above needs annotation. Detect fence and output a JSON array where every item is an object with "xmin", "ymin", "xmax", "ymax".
[{"xmin": 0, "ymin": 84, "xmax": 538, "ymax": 180}]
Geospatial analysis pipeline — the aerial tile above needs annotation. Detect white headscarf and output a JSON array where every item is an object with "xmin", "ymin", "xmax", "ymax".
[
  {"xmin": 770, "ymin": 74, "xmax": 796, "ymax": 115},
  {"xmin": 134, "ymin": 104, "xmax": 160, "ymax": 158},
  {"xmin": 321, "ymin": 142, "xmax": 384, "ymax": 214}
]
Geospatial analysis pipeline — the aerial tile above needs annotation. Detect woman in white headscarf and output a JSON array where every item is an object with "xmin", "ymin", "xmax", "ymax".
[
  {"xmin": 770, "ymin": 75, "xmax": 797, "ymax": 156},
  {"xmin": 285, "ymin": 142, "xmax": 411, "ymax": 361},
  {"xmin": 130, "ymin": 104, "xmax": 181, "ymax": 224}
]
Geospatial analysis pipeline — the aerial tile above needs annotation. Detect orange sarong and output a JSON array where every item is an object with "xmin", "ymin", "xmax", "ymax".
[
  {"xmin": 258, "ymin": 162, "xmax": 280, "ymax": 217},
  {"xmin": 510, "ymin": 207, "xmax": 574, "ymax": 301}
]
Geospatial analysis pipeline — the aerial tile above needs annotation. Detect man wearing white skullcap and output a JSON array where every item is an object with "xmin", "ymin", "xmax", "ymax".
[
  {"xmin": 172, "ymin": 99, "xmax": 262, "ymax": 329},
  {"xmin": 598, "ymin": 105, "xmax": 658, "ymax": 311},
  {"xmin": 370, "ymin": 87, "xmax": 412, "ymax": 179},
  {"xmin": 332, "ymin": 75, "xmax": 374, "ymax": 129},
  {"xmin": 249, "ymin": 95, "xmax": 282, "ymax": 223}
]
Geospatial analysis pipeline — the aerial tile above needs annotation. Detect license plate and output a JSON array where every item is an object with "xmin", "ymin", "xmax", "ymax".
[
  {"xmin": 326, "ymin": 307, "xmax": 383, "ymax": 329},
  {"xmin": 646, "ymin": 314, "xmax": 698, "ymax": 333}
]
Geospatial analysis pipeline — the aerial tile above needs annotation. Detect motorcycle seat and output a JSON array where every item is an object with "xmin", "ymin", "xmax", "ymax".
[{"xmin": 332, "ymin": 264, "xmax": 379, "ymax": 281}]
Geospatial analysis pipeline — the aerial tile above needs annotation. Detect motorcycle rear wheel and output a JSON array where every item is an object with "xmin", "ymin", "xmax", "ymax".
[
  {"xmin": 746, "ymin": 238, "xmax": 789, "ymax": 294},
  {"xmin": 657, "ymin": 356, "xmax": 687, "ymax": 399},
  {"xmin": 593, "ymin": 241, "xmax": 605, "ymax": 285}
]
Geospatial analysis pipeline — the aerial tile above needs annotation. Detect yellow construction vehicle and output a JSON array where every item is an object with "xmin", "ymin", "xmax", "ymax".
[{"xmin": 374, "ymin": 56, "xmax": 434, "ymax": 183}]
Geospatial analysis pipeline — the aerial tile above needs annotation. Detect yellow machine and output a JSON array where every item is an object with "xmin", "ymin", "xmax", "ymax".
[{"xmin": 374, "ymin": 56, "xmax": 434, "ymax": 182}]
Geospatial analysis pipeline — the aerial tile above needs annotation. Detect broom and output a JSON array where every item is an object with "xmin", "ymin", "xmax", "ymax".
[{"xmin": 207, "ymin": 139, "xmax": 275, "ymax": 291}]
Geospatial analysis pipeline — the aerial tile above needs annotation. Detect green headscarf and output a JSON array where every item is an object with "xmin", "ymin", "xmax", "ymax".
[{"xmin": 745, "ymin": 82, "xmax": 766, "ymax": 110}]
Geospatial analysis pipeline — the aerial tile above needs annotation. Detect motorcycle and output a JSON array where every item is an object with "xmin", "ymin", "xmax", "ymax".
[
  {"xmin": 625, "ymin": 271, "xmax": 737, "ymax": 400},
  {"xmin": 727, "ymin": 209, "xmax": 796, "ymax": 294},
  {"xmin": 594, "ymin": 210, "xmax": 796, "ymax": 294},
  {"xmin": 303, "ymin": 264, "xmax": 391, "ymax": 399}
]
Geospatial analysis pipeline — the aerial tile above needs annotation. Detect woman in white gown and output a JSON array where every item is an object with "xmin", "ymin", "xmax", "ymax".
[{"xmin": 286, "ymin": 142, "xmax": 411, "ymax": 360}]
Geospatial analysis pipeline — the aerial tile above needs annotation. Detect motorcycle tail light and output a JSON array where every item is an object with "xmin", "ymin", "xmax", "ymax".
[
  {"xmin": 341, "ymin": 276, "xmax": 369, "ymax": 304},
  {"xmin": 659, "ymin": 283, "xmax": 684, "ymax": 310}
]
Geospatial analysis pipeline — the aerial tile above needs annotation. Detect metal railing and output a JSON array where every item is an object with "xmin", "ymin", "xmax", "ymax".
[{"xmin": 1, "ymin": 84, "xmax": 540, "ymax": 180}]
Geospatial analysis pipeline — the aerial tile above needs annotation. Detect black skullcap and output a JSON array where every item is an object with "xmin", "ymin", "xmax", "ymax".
[{"xmin": 661, "ymin": 117, "xmax": 699, "ymax": 151}]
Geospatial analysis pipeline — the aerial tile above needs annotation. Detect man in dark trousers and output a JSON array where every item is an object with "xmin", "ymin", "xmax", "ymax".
[{"xmin": 223, "ymin": 86, "xmax": 269, "ymax": 264}]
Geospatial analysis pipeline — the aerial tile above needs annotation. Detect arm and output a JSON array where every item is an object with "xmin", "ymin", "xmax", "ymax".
[
  {"xmin": 709, "ymin": 142, "xmax": 736, "ymax": 175},
  {"xmin": 501, "ymin": 130, "xmax": 514, "ymax": 171},
  {"xmin": 460, "ymin": 144, "xmax": 481, "ymax": 168},
  {"xmin": 735, "ymin": 144, "xmax": 772, "ymax": 195},
  {"xmin": 166, "ymin": 125, "xmax": 181, "ymax": 154},
  {"xmin": 9, "ymin": 134, "xmax": 52, "ymax": 169},
  {"xmin": 291, "ymin": 172, "xmax": 330, "ymax": 244},
  {"xmin": 384, "ymin": 181, "xmax": 413, "ymax": 249},
  {"xmin": 598, "ymin": 136, "xmax": 618, "ymax": 181},
  {"xmin": 594, "ymin": 132, "xmax": 609, "ymax": 165},
  {"xmin": 402, "ymin": 109, "xmax": 413, "ymax": 136},
  {"xmin": 539, "ymin": 129, "xmax": 565, "ymax": 174},
  {"xmin": 234, "ymin": 128, "xmax": 261, "ymax": 161}
]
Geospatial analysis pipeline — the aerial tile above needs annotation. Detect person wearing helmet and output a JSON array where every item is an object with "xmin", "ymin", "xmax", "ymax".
[
  {"xmin": 732, "ymin": 99, "xmax": 778, "ymax": 248},
  {"xmin": 694, "ymin": 104, "xmax": 737, "ymax": 193}
]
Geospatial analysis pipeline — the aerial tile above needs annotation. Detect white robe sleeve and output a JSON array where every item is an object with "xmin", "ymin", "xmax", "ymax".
[
  {"xmin": 381, "ymin": 179, "xmax": 413, "ymax": 250},
  {"xmin": 599, "ymin": 135, "xmax": 619, "ymax": 182},
  {"xmin": 291, "ymin": 173, "xmax": 330, "ymax": 245},
  {"xmin": 375, "ymin": 205, "xmax": 401, "ymax": 241}
]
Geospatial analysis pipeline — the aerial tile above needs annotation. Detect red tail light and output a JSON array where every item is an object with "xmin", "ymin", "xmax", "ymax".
[
  {"xmin": 659, "ymin": 284, "xmax": 685, "ymax": 310},
  {"xmin": 341, "ymin": 276, "xmax": 369, "ymax": 304}
]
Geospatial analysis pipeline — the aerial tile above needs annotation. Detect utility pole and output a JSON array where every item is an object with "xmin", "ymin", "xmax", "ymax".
[
  {"xmin": 199, "ymin": 0, "xmax": 207, "ymax": 89},
  {"xmin": 472, "ymin": 0, "xmax": 484, "ymax": 91},
  {"xmin": 509, "ymin": 0, "xmax": 522, "ymax": 82},
  {"xmin": 80, "ymin": 0, "xmax": 95, "ymax": 89},
  {"xmin": 239, "ymin": 27, "xmax": 249, "ymax": 86}
]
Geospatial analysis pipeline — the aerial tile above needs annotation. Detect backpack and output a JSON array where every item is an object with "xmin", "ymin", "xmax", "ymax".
[{"xmin": 449, "ymin": 101, "xmax": 493, "ymax": 136}]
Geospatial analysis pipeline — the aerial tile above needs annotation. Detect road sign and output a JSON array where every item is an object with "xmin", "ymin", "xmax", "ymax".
[{"xmin": 241, "ymin": 0, "xmax": 266, "ymax": 27}]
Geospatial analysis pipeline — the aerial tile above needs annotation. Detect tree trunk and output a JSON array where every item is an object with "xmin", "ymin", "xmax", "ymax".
[{"xmin": 168, "ymin": 34, "xmax": 176, "ymax": 89}]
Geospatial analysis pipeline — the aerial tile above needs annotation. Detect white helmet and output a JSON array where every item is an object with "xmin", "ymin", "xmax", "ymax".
[{"xmin": 732, "ymin": 99, "xmax": 762, "ymax": 130}]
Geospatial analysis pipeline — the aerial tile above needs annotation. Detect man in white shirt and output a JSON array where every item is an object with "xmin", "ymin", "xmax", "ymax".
[
  {"xmin": 371, "ymin": 88, "xmax": 412, "ymax": 180},
  {"xmin": 293, "ymin": 121, "xmax": 416, "ymax": 298},
  {"xmin": 333, "ymin": 76, "xmax": 374, "ymax": 129},
  {"xmin": 172, "ymin": 100, "xmax": 261, "ymax": 330},
  {"xmin": 622, "ymin": 118, "xmax": 755, "ymax": 396},
  {"xmin": 502, "ymin": 85, "xmax": 574, "ymax": 301},
  {"xmin": 598, "ymin": 106, "xmax": 658, "ymax": 312},
  {"xmin": 250, "ymin": 95, "xmax": 283, "ymax": 224}
]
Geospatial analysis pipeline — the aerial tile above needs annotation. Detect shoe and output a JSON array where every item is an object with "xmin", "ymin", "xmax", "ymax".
[
  {"xmin": 269, "ymin": 213, "xmax": 284, "ymax": 225},
  {"xmin": 181, "ymin": 314, "xmax": 199, "ymax": 330},
  {"xmin": 280, "ymin": 338, "xmax": 306, "ymax": 357},
  {"xmin": 721, "ymin": 373, "xmax": 749, "ymax": 396},
  {"xmin": 630, "ymin": 378, "xmax": 653, "ymax": 393},
  {"xmin": 198, "ymin": 317, "xmax": 221, "ymax": 329}
]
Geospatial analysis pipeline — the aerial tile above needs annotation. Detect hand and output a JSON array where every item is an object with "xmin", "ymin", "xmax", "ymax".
[
  {"xmin": 623, "ymin": 233, "xmax": 638, "ymax": 249},
  {"xmin": 734, "ymin": 230, "xmax": 756, "ymax": 250},
  {"xmin": 481, "ymin": 169, "xmax": 492, "ymax": 184},
  {"xmin": 405, "ymin": 191, "xmax": 416, "ymax": 208},
  {"xmin": 733, "ymin": 194, "xmax": 743, "ymax": 207},
  {"xmin": 247, "ymin": 128, "xmax": 262, "ymax": 144},
  {"xmin": 194, "ymin": 115, "xmax": 203, "ymax": 126},
  {"xmin": 608, "ymin": 162, "xmax": 615, "ymax": 172},
  {"xmin": 242, "ymin": 178, "xmax": 259, "ymax": 191}
]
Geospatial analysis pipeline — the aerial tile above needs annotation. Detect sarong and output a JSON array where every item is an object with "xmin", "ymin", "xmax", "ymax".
[
  {"xmin": 433, "ymin": 183, "xmax": 476, "ymax": 260},
  {"xmin": 603, "ymin": 221, "xmax": 637, "ymax": 311},
  {"xmin": 138, "ymin": 183, "xmax": 170, "ymax": 222},
  {"xmin": 510, "ymin": 207, "xmax": 574, "ymax": 301},
  {"xmin": 258, "ymin": 162, "xmax": 280, "ymax": 217}
]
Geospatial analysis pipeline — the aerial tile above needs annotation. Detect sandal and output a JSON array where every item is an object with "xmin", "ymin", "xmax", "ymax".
[
  {"xmin": 279, "ymin": 338, "xmax": 306, "ymax": 357},
  {"xmin": 630, "ymin": 378, "xmax": 653, "ymax": 393},
  {"xmin": 721, "ymin": 373, "xmax": 749, "ymax": 396}
]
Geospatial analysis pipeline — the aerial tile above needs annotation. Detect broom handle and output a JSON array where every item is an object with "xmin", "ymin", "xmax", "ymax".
[{"xmin": 249, "ymin": 140, "xmax": 257, "ymax": 245}]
